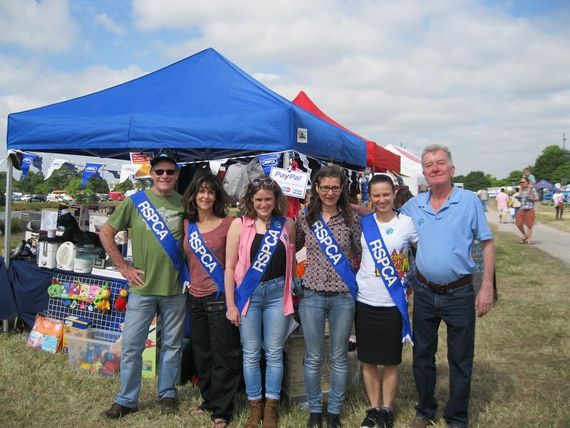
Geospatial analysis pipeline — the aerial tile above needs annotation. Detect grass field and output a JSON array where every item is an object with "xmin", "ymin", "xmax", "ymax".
[
  {"xmin": 535, "ymin": 203, "xmax": 570, "ymax": 233},
  {"xmin": 0, "ymin": 228, "xmax": 568, "ymax": 427}
]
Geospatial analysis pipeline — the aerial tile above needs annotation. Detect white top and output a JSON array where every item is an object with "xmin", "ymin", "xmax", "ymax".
[
  {"xmin": 356, "ymin": 213, "xmax": 418, "ymax": 307},
  {"xmin": 552, "ymin": 193, "xmax": 565, "ymax": 206}
]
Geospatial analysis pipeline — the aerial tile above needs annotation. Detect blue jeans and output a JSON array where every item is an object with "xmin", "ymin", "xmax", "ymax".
[
  {"xmin": 115, "ymin": 292, "xmax": 186, "ymax": 408},
  {"xmin": 412, "ymin": 277, "xmax": 475, "ymax": 428},
  {"xmin": 239, "ymin": 276, "xmax": 291, "ymax": 400},
  {"xmin": 299, "ymin": 290, "xmax": 355, "ymax": 415}
]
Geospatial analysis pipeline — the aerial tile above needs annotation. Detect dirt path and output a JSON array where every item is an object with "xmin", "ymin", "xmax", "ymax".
[{"xmin": 486, "ymin": 211, "xmax": 570, "ymax": 265}]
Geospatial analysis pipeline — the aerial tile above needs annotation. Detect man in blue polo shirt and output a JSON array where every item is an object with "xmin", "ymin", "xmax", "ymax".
[{"xmin": 401, "ymin": 144, "xmax": 495, "ymax": 428}]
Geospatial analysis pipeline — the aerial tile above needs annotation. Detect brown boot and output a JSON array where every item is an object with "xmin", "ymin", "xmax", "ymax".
[
  {"xmin": 262, "ymin": 398, "xmax": 279, "ymax": 428},
  {"xmin": 244, "ymin": 399, "xmax": 264, "ymax": 428}
]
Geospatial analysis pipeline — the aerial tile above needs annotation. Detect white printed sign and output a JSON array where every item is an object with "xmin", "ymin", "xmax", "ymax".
[{"xmin": 270, "ymin": 167, "xmax": 309, "ymax": 199}]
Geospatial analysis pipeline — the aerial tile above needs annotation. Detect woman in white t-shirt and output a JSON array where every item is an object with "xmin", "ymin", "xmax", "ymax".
[{"xmin": 355, "ymin": 174, "xmax": 417, "ymax": 428}]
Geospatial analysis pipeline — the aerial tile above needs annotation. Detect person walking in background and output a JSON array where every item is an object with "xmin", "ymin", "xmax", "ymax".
[
  {"xmin": 182, "ymin": 173, "xmax": 241, "ymax": 428},
  {"xmin": 356, "ymin": 174, "xmax": 417, "ymax": 428},
  {"xmin": 401, "ymin": 144, "xmax": 495, "ymax": 428},
  {"xmin": 295, "ymin": 164, "xmax": 362, "ymax": 428},
  {"xmin": 225, "ymin": 177, "xmax": 296, "ymax": 428},
  {"xmin": 552, "ymin": 188, "xmax": 565, "ymax": 220},
  {"xmin": 477, "ymin": 188, "xmax": 488, "ymax": 212},
  {"xmin": 495, "ymin": 188, "xmax": 509, "ymax": 223},
  {"xmin": 515, "ymin": 177, "xmax": 539, "ymax": 244},
  {"xmin": 100, "ymin": 152, "xmax": 187, "ymax": 419},
  {"xmin": 511, "ymin": 187, "xmax": 521, "ymax": 221}
]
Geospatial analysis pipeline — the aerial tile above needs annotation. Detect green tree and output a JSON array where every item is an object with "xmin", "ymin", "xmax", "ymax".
[
  {"xmin": 533, "ymin": 145, "xmax": 570, "ymax": 182},
  {"xmin": 462, "ymin": 171, "xmax": 492, "ymax": 191},
  {"xmin": 0, "ymin": 171, "xmax": 5, "ymax": 205},
  {"xmin": 551, "ymin": 161, "xmax": 570, "ymax": 185},
  {"xmin": 44, "ymin": 165, "xmax": 80, "ymax": 192},
  {"xmin": 87, "ymin": 176, "xmax": 110, "ymax": 194},
  {"xmin": 452, "ymin": 174, "xmax": 466, "ymax": 185},
  {"xmin": 14, "ymin": 171, "xmax": 47, "ymax": 194},
  {"xmin": 113, "ymin": 179, "xmax": 134, "ymax": 193}
]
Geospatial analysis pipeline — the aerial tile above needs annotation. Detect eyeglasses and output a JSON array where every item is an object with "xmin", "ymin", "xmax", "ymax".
[
  {"xmin": 318, "ymin": 185, "xmax": 342, "ymax": 194},
  {"xmin": 153, "ymin": 169, "xmax": 177, "ymax": 176},
  {"xmin": 251, "ymin": 177, "xmax": 275, "ymax": 187}
]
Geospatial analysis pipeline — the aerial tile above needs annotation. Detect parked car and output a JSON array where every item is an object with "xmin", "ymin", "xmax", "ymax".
[{"xmin": 28, "ymin": 194, "xmax": 47, "ymax": 203}]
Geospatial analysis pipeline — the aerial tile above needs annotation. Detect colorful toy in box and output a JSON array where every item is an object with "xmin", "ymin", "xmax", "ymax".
[
  {"xmin": 66, "ymin": 329, "xmax": 121, "ymax": 377},
  {"xmin": 62, "ymin": 316, "xmax": 91, "ymax": 354},
  {"xmin": 114, "ymin": 289, "xmax": 128, "ymax": 312}
]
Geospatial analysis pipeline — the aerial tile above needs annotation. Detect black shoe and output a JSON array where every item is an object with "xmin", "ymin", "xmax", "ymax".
[
  {"xmin": 327, "ymin": 413, "xmax": 341, "ymax": 428},
  {"xmin": 382, "ymin": 409, "xmax": 395, "ymax": 428},
  {"xmin": 307, "ymin": 412, "xmax": 323, "ymax": 428},
  {"xmin": 159, "ymin": 396, "xmax": 178, "ymax": 414},
  {"xmin": 360, "ymin": 408, "xmax": 382, "ymax": 427},
  {"xmin": 101, "ymin": 402, "xmax": 138, "ymax": 419}
]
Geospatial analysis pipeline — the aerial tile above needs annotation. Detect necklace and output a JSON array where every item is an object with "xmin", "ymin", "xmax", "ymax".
[{"xmin": 257, "ymin": 217, "xmax": 271, "ymax": 230}]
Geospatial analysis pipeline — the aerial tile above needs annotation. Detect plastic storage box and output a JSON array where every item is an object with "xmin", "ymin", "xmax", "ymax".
[{"xmin": 66, "ymin": 328, "xmax": 121, "ymax": 376}]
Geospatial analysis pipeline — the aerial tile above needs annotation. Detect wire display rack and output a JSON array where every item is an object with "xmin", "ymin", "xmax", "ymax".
[{"xmin": 46, "ymin": 272, "xmax": 128, "ymax": 332}]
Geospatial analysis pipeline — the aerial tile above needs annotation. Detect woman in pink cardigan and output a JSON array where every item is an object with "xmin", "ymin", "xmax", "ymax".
[{"xmin": 225, "ymin": 177, "xmax": 296, "ymax": 428}]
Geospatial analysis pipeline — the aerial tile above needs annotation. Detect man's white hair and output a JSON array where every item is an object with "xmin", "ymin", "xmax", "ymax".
[{"xmin": 421, "ymin": 144, "xmax": 453, "ymax": 165}]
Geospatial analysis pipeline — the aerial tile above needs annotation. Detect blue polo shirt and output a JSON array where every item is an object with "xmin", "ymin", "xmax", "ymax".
[{"xmin": 401, "ymin": 187, "xmax": 492, "ymax": 284}]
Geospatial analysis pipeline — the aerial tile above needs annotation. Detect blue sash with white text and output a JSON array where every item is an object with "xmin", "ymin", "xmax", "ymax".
[
  {"xmin": 131, "ymin": 191, "xmax": 189, "ymax": 288},
  {"xmin": 361, "ymin": 214, "xmax": 413, "ymax": 344},
  {"xmin": 235, "ymin": 217, "xmax": 286, "ymax": 312},
  {"xmin": 310, "ymin": 214, "xmax": 358, "ymax": 298},
  {"xmin": 187, "ymin": 222, "xmax": 225, "ymax": 296}
]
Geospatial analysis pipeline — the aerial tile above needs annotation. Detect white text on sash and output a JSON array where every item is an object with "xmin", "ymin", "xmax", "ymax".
[
  {"xmin": 252, "ymin": 229, "xmax": 281, "ymax": 272},
  {"xmin": 369, "ymin": 239, "xmax": 397, "ymax": 287},
  {"xmin": 313, "ymin": 220, "xmax": 342, "ymax": 265},
  {"xmin": 137, "ymin": 201, "xmax": 169, "ymax": 240},
  {"xmin": 188, "ymin": 231, "xmax": 217, "ymax": 273}
]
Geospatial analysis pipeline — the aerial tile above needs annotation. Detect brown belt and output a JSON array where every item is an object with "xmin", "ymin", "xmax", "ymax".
[{"xmin": 416, "ymin": 271, "xmax": 472, "ymax": 294}]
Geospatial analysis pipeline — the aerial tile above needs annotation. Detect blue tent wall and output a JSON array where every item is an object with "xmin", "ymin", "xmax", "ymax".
[{"xmin": 7, "ymin": 48, "xmax": 366, "ymax": 167}]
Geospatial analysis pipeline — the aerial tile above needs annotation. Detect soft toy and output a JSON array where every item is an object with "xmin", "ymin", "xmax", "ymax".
[
  {"xmin": 47, "ymin": 280, "xmax": 62, "ymax": 298},
  {"xmin": 95, "ymin": 285, "xmax": 111, "ymax": 313},
  {"xmin": 114, "ymin": 289, "xmax": 128, "ymax": 312}
]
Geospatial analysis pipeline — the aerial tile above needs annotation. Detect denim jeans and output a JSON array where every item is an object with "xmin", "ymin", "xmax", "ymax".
[
  {"xmin": 188, "ymin": 292, "xmax": 242, "ymax": 421},
  {"xmin": 115, "ymin": 292, "xmax": 186, "ymax": 408},
  {"xmin": 412, "ymin": 277, "xmax": 475, "ymax": 428},
  {"xmin": 298, "ymin": 290, "xmax": 355, "ymax": 415},
  {"xmin": 239, "ymin": 276, "xmax": 291, "ymax": 400}
]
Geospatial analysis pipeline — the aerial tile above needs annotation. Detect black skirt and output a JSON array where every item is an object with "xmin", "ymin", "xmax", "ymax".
[{"xmin": 355, "ymin": 301, "xmax": 403, "ymax": 365}]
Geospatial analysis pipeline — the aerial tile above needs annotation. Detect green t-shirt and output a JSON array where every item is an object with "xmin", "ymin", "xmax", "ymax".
[{"xmin": 106, "ymin": 190, "xmax": 184, "ymax": 296}]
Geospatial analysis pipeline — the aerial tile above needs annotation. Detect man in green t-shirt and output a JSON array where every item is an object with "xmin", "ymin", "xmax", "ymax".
[{"xmin": 100, "ymin": 153, "xmax": 186, "ymax": 419}]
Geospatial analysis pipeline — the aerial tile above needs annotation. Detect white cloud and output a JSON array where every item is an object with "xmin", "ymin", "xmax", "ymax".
[
  {"xmin": 0, "ymin": 0, "xmax": 78, "ymax": 53},
  {"xmin": 2, "ymin": 0, "xmax": 570, "ymax": 178},
  {"xmin": 95, "ymin": 13, "xmax": 127, "ymax": 36}
]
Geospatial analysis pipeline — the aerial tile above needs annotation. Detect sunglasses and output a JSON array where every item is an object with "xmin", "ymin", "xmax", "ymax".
[
  {"xmin": 153, "ymin": 169, "xmax": 177, "ymax": 176},
  {"xmin": 251, "ymin": 177, "xmax": 276, "ymax": 187}
]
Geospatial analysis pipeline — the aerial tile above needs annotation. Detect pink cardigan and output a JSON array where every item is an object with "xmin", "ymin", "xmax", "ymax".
[{"xmin": 234, "ymin": 216, "xmax": 294, "ymax": 316}]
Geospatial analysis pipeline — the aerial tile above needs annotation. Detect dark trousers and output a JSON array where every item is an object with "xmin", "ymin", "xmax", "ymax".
[
  {"xmin": 412, "ymin": 278, "xmax": 475, "ymax": 428},
  {"xmin": 189, "ymin": 292, "xmax": 242, "ymax": 422}
]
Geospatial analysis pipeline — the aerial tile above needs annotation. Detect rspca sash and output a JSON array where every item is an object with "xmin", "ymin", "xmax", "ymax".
[
  {"xmin": 186, "ymin": 222, "xmax": 225, "ymax": 296},
  {"xmin": 361, "ymin": 214, "xmax": 413, "ymax": 344},
  {"xmin": 310, "ymin": 214, "xmax": 358, "ymax": 298},
  {"xmin": 131, "ymin": 191, "xmax": 189, "ymax": 288},
  {"xmin": 235, "ymin": 217, "xmax": 286, "ymax": 312}
]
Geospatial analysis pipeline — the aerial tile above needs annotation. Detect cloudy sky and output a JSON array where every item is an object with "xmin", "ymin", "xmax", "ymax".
[{"xmin": 1, "ymin": 0, "xmax": 569, "ymax": 178}]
